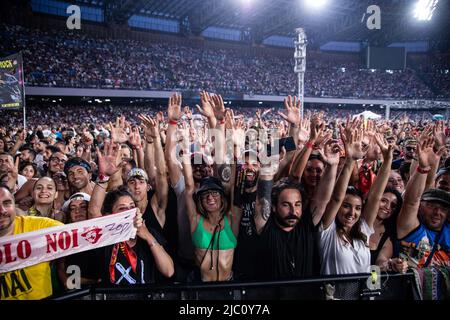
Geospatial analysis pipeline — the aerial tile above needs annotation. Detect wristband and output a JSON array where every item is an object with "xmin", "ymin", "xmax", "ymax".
[
  {"xmin": 305, "ymin": 141, "xmax": 314, "ymax": 149},
  {"xmin": 169, "ymin": 120, "xmax": 178, "ymax": 126},
  {"xmin": 416, "ymin": 166, "xmax": 431, "ymax": 174},
  {"xmin": 97, "ymin": 173, "xmax": 110, "ymax": 184},
  {"xmin": 218, "ymin": 119, "xmax": 225, "ymax": 125}
]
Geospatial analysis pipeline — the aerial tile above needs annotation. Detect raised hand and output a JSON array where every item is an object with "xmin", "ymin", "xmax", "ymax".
[
  {"xmin": 341, "ymin": 126, "xmax": 368, "ymax": 160},
  {"xmin": 278, "ymin": 95, "xmax": 301, "ymax": 125},
  {"xmin": 156, "ymin": 111, "xmax": 165, "ymax": 124},
  {"xmin": 210, "ymin": 94, "xmax": 226, "ymax": 121},
  {"xmin": 128, "ymin": 126, "xmax": 142, "ymax": 148},
  {"xmin": 374, "ymin": 133, "xmax": 393, "ymax": 161},
  {"xmin": 224, "ymin": 108, "xmax": 235, "ymax": 130},
  {"xmin": 167, "ymin": 92, "xmax": 182, "ymax": 122},
  {"xmin": 416, "ymin": 135, "xmax": 434, "ymax": 169},
  {"xmin": 433, "ymin": 121, "xmax": 448, "ymax": 150},
  {"xmin": 314, "ymin": 131, "xmax": 333, "ymax": 151},
  {"xmin": 96, "ymin": 140, "xmax": 122, "ymax": 177},
  {"xmin": 198, "ymin": 125, "xmax": 209, "ymax": 147},
  {"xmin": 110, "ymin": 116, "xmax": 128, "ymax": 143},
  {"xmin": 196, "ymin": 91, "xmax": 215, "ymax": 119},
  {"xmin": 81, "ymin": 128, "xmax": 94, "ymax": 146},
  {"xmin": 318, "ymin": 139, "xmax": 342, "ymax": 166},
  {"xmin": 297, "ymin": 116, "xmax": 310, "ymax": 145},
  {"xmin": 343, "ymin": 115, "xmax": 362, "ymax": 138},
  {"xmin": 309, "ymin": 113, "xmax": 325, "ymax": 143},
  {"xmin": 5, "ymin": 156, "xmax": 19, "ymax": 180},
  {"xmin": 417, "ymin": 135, "xmax": 444, "ymax": 169},
  {"xmin": 138, "ymin": 114, "xmax": 158, "ymax": 142}
]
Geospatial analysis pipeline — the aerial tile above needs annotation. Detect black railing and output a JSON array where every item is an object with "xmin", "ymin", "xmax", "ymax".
[{"xmin": 51, "ymin": 271, "xmax": 418, "ymax": 300}]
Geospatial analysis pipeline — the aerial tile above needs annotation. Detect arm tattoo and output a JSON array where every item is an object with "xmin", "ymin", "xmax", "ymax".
[
  {"xmin": 261, "ymin": 198, "xmax": 271, "ymax": 221},
  {"xmin": 258, "ymin": 179, "xmax": 273, "ymax": 221}
]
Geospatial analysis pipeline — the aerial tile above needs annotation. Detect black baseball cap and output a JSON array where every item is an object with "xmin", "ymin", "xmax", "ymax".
[
  {"xmin": 421, "ymin": 188, "xmax": 450, "ymax": 207},
  {"xmin": 195, "ymin": 177, "xmax": 225, "ymax": 199}
]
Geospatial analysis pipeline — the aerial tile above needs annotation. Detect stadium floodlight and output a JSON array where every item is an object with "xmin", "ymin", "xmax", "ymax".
[
  {"xmin": 305, "ymin": 0, "xmax": 327, "ymax": 8},
  {"xmin": 239, "ymin": 0, "xmax": 254, "ymax": 7},
  {"xmin": 413, "ymin": 0, "xmax": 439, "ymax": 21}
]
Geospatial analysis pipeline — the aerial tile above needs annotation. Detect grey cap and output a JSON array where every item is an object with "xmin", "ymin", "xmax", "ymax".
[
  {"xmin": 421, "ymin": 188, "xmax": 450, "ymax": 207},
  {"xmin": 126, "ymin": 168, "xmax": 149, "ymax": 183}
]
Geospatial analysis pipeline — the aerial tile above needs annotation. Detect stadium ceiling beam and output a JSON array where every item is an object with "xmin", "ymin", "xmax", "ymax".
[
  {"xmin": 145, "ymin": 0, "xmax": 169, "ymax": 16},
  {"xmin": 252, "ymin": 5, "xmax": 299, "ymax": 40},
  {"xmin": 215, "ymin": 0, "xmax": 280, "ymax": 31},
  {"xmin": 151, "ymin": 0, "xmax": 186, "ymax": 18},
  {"xmin": 189, "ymin": 0, "xmax": 238, "ymax": 32},
  {"xmin": 109, "ymin": 0, "xmax": 150, "ymax": 23},
  {"xmin": 171, "ymin": 0, "xmax": 198, "ymax": 19},
  {"xmin": 316, "ymin": 0, "xmax": 371, "ymax": 45}
]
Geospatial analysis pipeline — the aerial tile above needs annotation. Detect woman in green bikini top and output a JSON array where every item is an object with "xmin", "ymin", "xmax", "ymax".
[{"xmin": 183, "ymin": 155, "xmax": 241, "ymax": 282}]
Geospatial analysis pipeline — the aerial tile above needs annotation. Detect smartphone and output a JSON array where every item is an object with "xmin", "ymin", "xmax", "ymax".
[{"xmin": 267, "ymin": 136, "xmax": 296, "ymax": 156}]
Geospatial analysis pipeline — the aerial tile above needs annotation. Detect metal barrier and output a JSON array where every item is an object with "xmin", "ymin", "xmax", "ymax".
[{"xmin": 51, "ymin": 272, "xmax": 418, "ymax": 300}]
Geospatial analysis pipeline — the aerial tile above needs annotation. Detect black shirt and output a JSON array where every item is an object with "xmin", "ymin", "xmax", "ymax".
[
  {"xmin": 65, "ymin": 248, "xmax": 102, "ymax": 285},
  {"xmin": 256, "ymin": 209, "xmax": 320, "ymax": 280},
  {"xmin": 145, "ymin": 189, "xmax": 178, "ymax": 258},
  {"xmin": 233, "ymin": 191, "xmax": 258, "ymax": 280},
  {"xmin": 100, "ymin": 192, "xmax": 169, "ymax": 285},
  {"xmin": 101, "ymin": 238, "xmax": 161, "ymax": 285}
]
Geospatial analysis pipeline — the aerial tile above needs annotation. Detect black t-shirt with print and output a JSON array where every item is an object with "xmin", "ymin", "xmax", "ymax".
[{"xmin": 233, "ymin": 190, "xmax": 258, "ymax": 280}]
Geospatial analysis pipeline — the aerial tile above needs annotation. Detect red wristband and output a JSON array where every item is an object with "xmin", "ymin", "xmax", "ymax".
[
  {"xmin": 416, "ymin": 166, "xmax": 431, "ymax": 174},
  {"xmin": 305, "ymin": 141, "xmax": 314, "ymax": 149},
  {"xmin": 218, "ymin": 119, "xmax": 225, "ymax": 125},
  {"xmin": 169, "ymin": 120, "xmax": 178, "ymax": 126}
]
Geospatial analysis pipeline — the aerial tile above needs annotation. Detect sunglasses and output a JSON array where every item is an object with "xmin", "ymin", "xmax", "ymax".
[{"xmin": 200, "ymin": 190, "xmax": 221, "ymax": 200}]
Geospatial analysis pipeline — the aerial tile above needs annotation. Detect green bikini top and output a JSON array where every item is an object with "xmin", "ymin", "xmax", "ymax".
[{"xmin": 192, "ymin": 215, "xmax": 237, "ymax": 250}]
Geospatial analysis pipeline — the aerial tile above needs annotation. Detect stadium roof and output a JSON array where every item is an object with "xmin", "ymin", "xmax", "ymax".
[{"xmin": 75, "ymin": 0, "xmax": 450, "ymax": 48}]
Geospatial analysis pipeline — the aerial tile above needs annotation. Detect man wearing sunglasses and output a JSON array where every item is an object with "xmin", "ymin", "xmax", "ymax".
[{"xmin": 392, "ymin": 139, "xmax": 417, "ymax": 170}]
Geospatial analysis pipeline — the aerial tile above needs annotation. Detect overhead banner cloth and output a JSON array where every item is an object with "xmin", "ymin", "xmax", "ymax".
[
  {"xmin": 0, "ymin": 209, "xmax": 137, "ymax": 273},
  {"xmin": 0, "ymin": 53, "xmax": 25, "ymax": 109}
]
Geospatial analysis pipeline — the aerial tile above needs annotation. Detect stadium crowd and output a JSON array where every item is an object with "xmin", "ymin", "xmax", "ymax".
[
  {"xmin": 0, "ymin": 91, "xmax": 449, "ymax": 300},
  {"xmin": 1, "ymin": 24, "xmax": 448, "ymax": 99}
]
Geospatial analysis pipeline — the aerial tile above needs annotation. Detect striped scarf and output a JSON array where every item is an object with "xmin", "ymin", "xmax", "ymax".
[{"xmin": 412, "ymin": 266, "xmax": 450, "ymax": 300}]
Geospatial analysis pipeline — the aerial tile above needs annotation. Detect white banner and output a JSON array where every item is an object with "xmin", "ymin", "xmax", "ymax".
[{"xmin": 0, "ymin": 209, "xmax": 137, "ymax": 273}]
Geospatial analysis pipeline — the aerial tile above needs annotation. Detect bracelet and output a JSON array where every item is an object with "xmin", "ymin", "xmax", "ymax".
[
  {"xmin": 218, "ymin": 119, "xmax": 225, "ymax": 125},
  {"xmin": 416, "ymin": 166, "xmax": 431, "ymax": 174},
  {"xmin": 96, "ymin": 182, "xmax": 107, "ymax": 189},
  {"xmin": 169, "ymin": 120, "xmax": 178, "ymax": 126},
  {"xmin": 305, "ymin": 141, "xmax": 314, "ymax": 149},
  {"xmin": 97, "ymin": 173, "xmax": 110, "ymax": 184}
]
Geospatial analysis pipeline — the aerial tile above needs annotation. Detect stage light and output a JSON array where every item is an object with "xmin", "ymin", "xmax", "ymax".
[
  {"xmin": 238, "ymin": 0, "xmax": 254, "ymax": 8},
  {"xmin": 305, "ymin": 0, "xmax": 327, "ymax": 9},
  {"xmin": 413, "ymin": 0, "xmax": 438, "ymax": 21}
]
